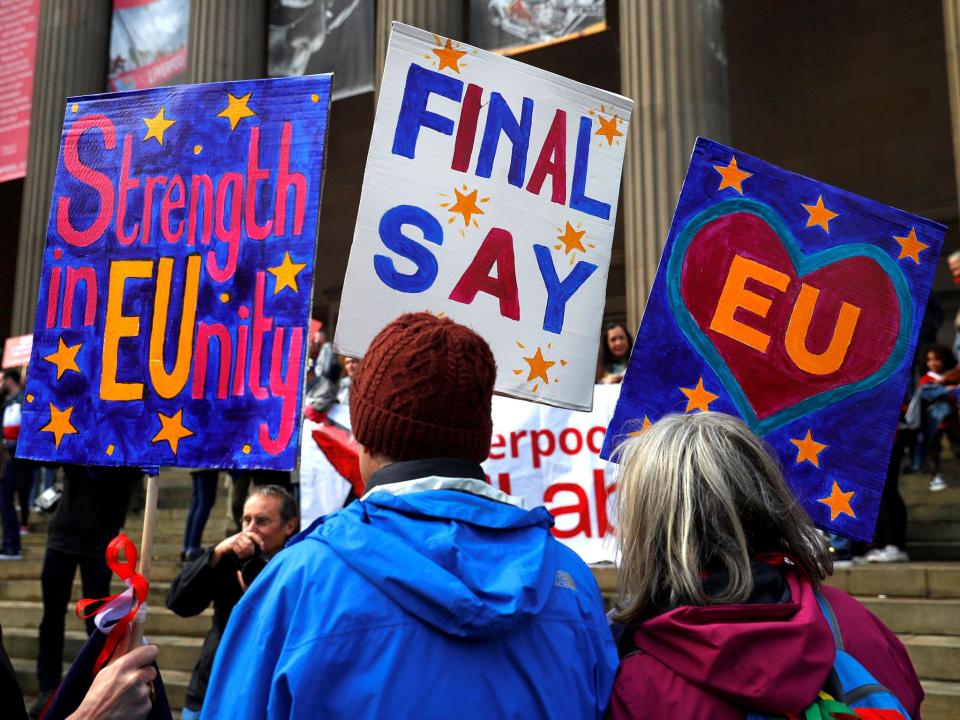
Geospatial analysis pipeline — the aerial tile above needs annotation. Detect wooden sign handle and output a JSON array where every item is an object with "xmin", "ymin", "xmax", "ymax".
[{"xmin": 130, "ymin": 471, "xmax": 159, "ymax": 648}]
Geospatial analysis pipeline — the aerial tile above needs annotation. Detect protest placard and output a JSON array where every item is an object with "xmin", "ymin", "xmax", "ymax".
[
  {"xmin": 17, "ymin": 75, "xmax": 332, "ymax": 471},
  {"xmin": 2, "ymin": 335, "xmax": 32, "ymax": 369},
  {"xmin": 335, "ymin": 23, "xmax": 632, "ymax": 411},
  {"xmin": 603, "ymin": 137, "xmax": 946, "ymax": 541}
]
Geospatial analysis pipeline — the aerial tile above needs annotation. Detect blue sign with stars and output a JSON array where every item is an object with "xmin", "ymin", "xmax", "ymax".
[
  {"xmin": 17, "ymin": 75, "xmax": 332, "ymax": 471},
  {"xmin": 603, "ymin": 137, "xmax": 946, "ymax": 541}
]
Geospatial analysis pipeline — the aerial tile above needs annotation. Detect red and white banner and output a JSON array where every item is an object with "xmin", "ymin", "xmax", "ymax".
[
  {"xmin": 0, "ymin": 0, "xmax": 40, "ymax": 183},
  {"xmin": 299, "ymin": 385, "xmax": 620, "ymax": 563},
  {"xmin": 2, "ymin": 334, "xmax": 32, "ymax": 369}
]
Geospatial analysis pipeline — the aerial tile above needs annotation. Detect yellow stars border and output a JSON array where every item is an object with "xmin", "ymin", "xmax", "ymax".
[
  {"xmin": 512, "ymin": 341, "xmax": 567, "ymax": 394},
  {"xmin": 819, "ymin": 481, "xmax": 856, "ymax": 521},
  {"xmin": 143, "ymin": 107, "xmax": 175, "ymax": 145},
  {"xmin": 268, "ymin": 252, "xmax": 307, "ymax": 295},
  {"xmin": 894, "ymin": 227, "xmax": 928, "ymax": 264},
  {"xmin": 556, "ymin": 222, "xmax": 586, "ymax": 255},
  {"xmin": 43, "ymin": 338, "xmax": 81, "ymax": 380},
  {"xmin": 790, "ymin": 429, "xmax": 828, "ymax": 467},
  {"xmin": 152, "ymin": 409, "xmax": 194, "ymax": 454},
  {"xmin": 713, "ymin": 156, "xmax": 752, "ymax": 194},
  {"xmin": 679, "ymin": 378, "xmax": 718, "ymax": 413},
  {"xmin": 801, "ymin": 195, "xmax": 838, "ymax": 233},
  {"xmin": 441, "ymin": 185, "xmax": 488, "ymax": 229},
  {"xmin": 40, "ymin": 403, "xmax": 77, "ymax": 448},
  {"xmin": 628, "ymin": 416, "xmax": 653, "ymax": 437},
  {"xmin": 432, "ymin": 38, "xmax": 467, "ymax": 73},
  {"xmin": 589, "ymin": 104, "xmax": 624, "ymax": 147},
  {"xmin": 217, "ymin": 92, "xmax": 256, "ymax": 131}
]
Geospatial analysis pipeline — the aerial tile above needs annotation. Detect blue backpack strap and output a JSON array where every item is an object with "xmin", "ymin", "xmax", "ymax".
[{"xmin": 814, "ymin": 588, "xmax": 844, "ymax": 650}]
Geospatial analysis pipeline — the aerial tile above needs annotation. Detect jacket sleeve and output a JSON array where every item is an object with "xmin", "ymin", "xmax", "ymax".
[{"xmin": 166, "ymin": 548, "xmax": 220, "ymax": 617}]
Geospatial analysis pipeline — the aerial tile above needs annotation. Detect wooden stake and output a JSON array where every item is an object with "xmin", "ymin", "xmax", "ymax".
[{"xmin": 131, "ymin": 471, "xmax": 159, "ymax": 647}]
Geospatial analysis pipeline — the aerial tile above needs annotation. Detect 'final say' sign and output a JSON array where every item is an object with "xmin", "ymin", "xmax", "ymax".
[
  {"xmin": 336, "ymin": 23, "xmax": 632, "ymax": 411},
  {"xmin": 604, "ymin": 138, "xmax": 946, "ymax": 541},
  {"xmin": 18, "ymin": 76, "xmax": 332, "ymax": 470}
]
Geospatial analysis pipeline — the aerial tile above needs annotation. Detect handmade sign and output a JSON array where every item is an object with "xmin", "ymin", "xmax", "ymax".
[
  {"xmin": 603, "ymin": 137, "xmax": 946, "ymax": 541},
  {"xmin": 2, "ymin": 335, "xmax": 32, "ymax": 369},
  {"xmin": 17, "ymin": 75, "xmax": 332, "ymax": 470},
  {"xmin": 335, "ymin": 23, "xmax": 632, "ymax": 411}
]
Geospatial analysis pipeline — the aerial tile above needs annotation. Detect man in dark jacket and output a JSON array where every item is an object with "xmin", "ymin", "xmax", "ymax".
[
  {"xmin": 30, "ymin": 464, "xmax": 139, "ymax": 718},
  {"xmin": 166, "ymin": 485, "xmax": 298, "ymax": 720}
]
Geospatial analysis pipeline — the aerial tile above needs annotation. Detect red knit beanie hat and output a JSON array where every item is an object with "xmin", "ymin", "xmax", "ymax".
[{"xmin": 349, "ymin": 313, "xmax": 497, "ymax": 463}]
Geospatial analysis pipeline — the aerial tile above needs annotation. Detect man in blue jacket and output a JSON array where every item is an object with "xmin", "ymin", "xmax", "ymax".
[{"xmin": 201, "ymin": 313, "xmax": 618, "ymax": 719}]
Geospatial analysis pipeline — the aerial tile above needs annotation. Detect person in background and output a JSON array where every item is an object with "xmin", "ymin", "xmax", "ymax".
[
  {"xmin": 919, "ymin": 343, "xmax": 960, "ymax": 491},
  {"xmin": 167, "ymin": 486, "xmax": 298, "ymax": 720},
  {"xmin": 596, "ymin": 322, "xmax": 633, "ymax": 384},
  {"xmin": 608, "ymin": 412, "xmax": 922, "ymax": 718},
  {"xmin": 336, "ymin": 355, "xmax": 359, "ymax": 405},
  {"xmin": 1, "ymin": 369, "xmax": 31, "ymax": 559},
  {"xmin": 181, "ymin": 470, "xmax": 220, "ymax": 562},
  {"xmin": 948, "ymin": 250, "xmax": 960, "ymax": 359},
  {"xmin": 30, "ymin": 465, "xmax": 140, "ymax": 718},
  {"xmin": 201, "ymin": 313, "xmax": 617, "ymax": 719},
  {"xmin": 865, "ymin": 422, "xmax": 910, "ymax": 563}
]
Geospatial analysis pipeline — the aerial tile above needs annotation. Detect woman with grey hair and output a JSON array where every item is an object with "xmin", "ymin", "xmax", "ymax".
[{"xmin": 607, "ymin": 412, "xmax": 922, "ymax": 719}]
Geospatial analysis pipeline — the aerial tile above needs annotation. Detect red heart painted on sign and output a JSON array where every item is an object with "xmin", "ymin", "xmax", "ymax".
[{"xmin": 680, "ymin": 212, "xmax": 901, "ymax": 420}]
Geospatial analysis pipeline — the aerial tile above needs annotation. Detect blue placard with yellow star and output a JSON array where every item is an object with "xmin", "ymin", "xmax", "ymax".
[
  {"xmin": 17, "ymin": 75, "xmax": 332, "ymax": 471},
  {"xmin": 602, "ymin": 137, "xmax": 946, "ymax": 541}
]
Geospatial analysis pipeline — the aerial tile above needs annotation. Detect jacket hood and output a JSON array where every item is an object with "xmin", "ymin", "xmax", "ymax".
[
  {"xmin": 632, "ymin": 567, "xmax": 835, "ymax": 714},
  {"xmin": 309, "ymin": 476, "xmax": 559, "ymax": 638}
]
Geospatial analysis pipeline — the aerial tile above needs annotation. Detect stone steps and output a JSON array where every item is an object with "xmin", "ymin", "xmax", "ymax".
[
  {"xmin": 0, "ymin": 579, "xmax": 173, "ymax": 606},
  {"xmin": 0, "ymin": 600, "xmax": 212, "ymax": 637}
]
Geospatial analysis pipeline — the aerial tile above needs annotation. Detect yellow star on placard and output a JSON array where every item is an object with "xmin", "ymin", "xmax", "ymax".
[
  {"xmin": 629, "ymin": 416, "xmax": 653, "ymax": 437},
  {"xmin": 268, "ymin": 252, "xmax": 307, "ymax": 295},
  {"xmin": 680, "ymin": 378, "xmax": 718, "ymax": 413},
  {"xmin": 523, "ymin": 348, "xmax": 556, "ymax": 384},
  {"xmin": 152, "ymin": 410, "xmax": 194, "ymax": 454},
  {"xmin": 819, "ymin": 481, "xmax": 855, "ymax": 521},
  {"xmin": 449, "ymin": 187, "xmax": 484, "ymax": 226},
  {"xmin": 894, "ymin": 227, "xmax": 928, "ymax": 264},
  {"xmin": 43, "ymin": 338, "xmax": 81, "ymax": 380},
  {"xmin": 143, "ymin": 107, "xmax": 175, "ymax": 145},
  {"xmin": 432, "ymin": 38, "xmax": 467, "ymax": 72},
  {"xmin": 802, "ymin": 195, "xmax": 838, "ymax": 233},
  {"xmin": 557, "ymin": 222, "xmax": 586, "ymax": 254},
  {"xmin": 41, "ymin": 403, "xmax": 77, "ymax": 448},
  {"xmin": 713, "ymin": 156, "xmax": 752, "ymax": 194},
  {"xmin": 217, "ymin": 92, "xmax": 256, "ymax": 131},
  {"xmin": 595, "ymin": 114, "xmax": 623, "ymax": 145},
  {"xmin": 790, "ymin": 429, "xmax": 828, "ymax": 467}
]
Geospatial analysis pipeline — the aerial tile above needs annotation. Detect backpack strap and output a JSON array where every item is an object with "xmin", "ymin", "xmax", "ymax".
[{"xmin": 814, "ymin": 589, "xmax": 844, "ymax": 651}]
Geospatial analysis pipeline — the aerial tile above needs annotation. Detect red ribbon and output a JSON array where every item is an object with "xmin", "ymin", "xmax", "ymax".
[{"xmin": 75, "ymin": 533, "xmax": 149, "ymax": 674}]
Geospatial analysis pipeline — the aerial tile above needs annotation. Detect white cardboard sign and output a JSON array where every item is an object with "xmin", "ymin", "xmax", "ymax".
[{"xmin": 335, "ymin": 23, "xmax": 632, "ymax": 410}]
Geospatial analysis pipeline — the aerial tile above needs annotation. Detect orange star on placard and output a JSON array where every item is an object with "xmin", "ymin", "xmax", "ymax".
[
  {"xmin": 629, "ymin": 416, "xmax": 653, "ymax": 437},
  {"xmin": 152, "ymin": 410, "xmax": 194, "ymax": 454},
  {"xmin": 802, "ymin": 195, "xmax": 838, "ymax": 233},
  {"xmin": 449, "ymin": 187, "xmax": 484, "ymax": 226},
  {"xmin": 819, "ymin": 481, "xmax": 855, "ymax": 521},
  {"xmin": 433, "ymin": 38, "xmax": 467, "ymax": 72},
  {"xmin": 713, "ymin": 156, "xmax": 752, "ymax": 194},
  {"xmin": 143, "ymin": 107, "xmax": 175, "ymax": 145},
  {"xmin": 43, "ymin": 338, "xmax": 81, "ymax": 379},
  {"xmin": 680, "ymin": 378, "xmax": 718, "ymax": 413},
  {"xmin": 556, "ymin": 222, "xmax": 586, "ymax": 254},
  {"xmin": 523, "ymin": 348, "xmax": 556, "ymax": 384},
  {"xmin": 595, "ymin": 114, "xmax": 623, "ymax": 145},
  {"xmin": 217, "ymin": 92, "xmax": 256, "ymax": 131},
  {"xmin": 41, "ymin": 403, "xmax": 78, "ymax": 448},
  {"xmin": 894, "ymin": 227, "xmax": 928, "ymax": 264},
  {"xmin": 790, "ymin": 429, "xmax": 828, "ymax": 467},
  {"xmin": 268, "ymin": 252, "xmax": 307, "ymax": 294}
]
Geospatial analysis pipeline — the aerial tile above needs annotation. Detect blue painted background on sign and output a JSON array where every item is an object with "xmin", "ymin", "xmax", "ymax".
[
  {"xmin": 601, "ymin": 137, "xmax": 946, "ymax": 542},
  {"xmin": 17, "ymin": 75, "xmax": 331, "ymax": 471}
]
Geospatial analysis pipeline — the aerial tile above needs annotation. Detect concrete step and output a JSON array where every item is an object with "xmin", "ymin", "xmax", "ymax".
[
  {"xmin": 0, "ymin": 557, "xmax": 188, "ymax": 583},
  {"xmin": 856, "ymin": 597, "xmax": 960, "ymax": 636},
  {"xmin": 901, "ymin": 634, "xmax": 960, "ymax": 682},
  {"xmin": 921, "ymin": 679, "xmax": 960, "ymax": 720},
  {"xmin": 827, "ymin": 564, "xmax": 960, "ymax": 599},
  {"xmin": 12, "ymin": 656, "xmax": 189, "ymax": 711},
  {"xmin": 0, "ymin": 600, "xmax": 212, "ymax": 637},
  {"xmin": 906, "ymin": 541, "xmax": 960, "ymax": 562},
  {"xmin": 0, "ymin": 579, "xmax": 174, "ymax": 606},
  {"xmin": 2, "ymin": 627, "xmax": 202, "ymax": 674},
  {"xmin": 909, "ymin": 503, "xmax": 960, "ymax": 524},
  {"xmin": 907, "ymin": 523, "xmax": 960, "ymax": 542}
]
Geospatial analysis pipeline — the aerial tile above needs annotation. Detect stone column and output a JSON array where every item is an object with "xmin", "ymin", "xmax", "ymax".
[
  {"xmin": 618, "ymin": 0, "xmax": 730, "ymax": 331},
  {"xmin": 187, "ymin": 0, "xmax": 267, "ymax": 83},
  {"xmin": 945, "ymin": 0, "xmax": 960, "ymax": 209},
  {"xmin": 11, "ymin": 0, "xmax": 112, "ymax": 335},
  {"xmin": 375, "ymin": 0, "xmax": 463, "ymax": 89}
]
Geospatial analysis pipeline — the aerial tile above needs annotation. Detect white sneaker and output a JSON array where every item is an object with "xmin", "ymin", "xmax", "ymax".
[
  {"xmin": 862, "ymin": 548, "xmax": 884, "ymax": 562},
  {"xmin": 930, "ymin": 474, "xmax": 948, "ymax": 492},
  {"xmin": 867, "ymin": 545, "xmax": 910, "ymax": 563}
]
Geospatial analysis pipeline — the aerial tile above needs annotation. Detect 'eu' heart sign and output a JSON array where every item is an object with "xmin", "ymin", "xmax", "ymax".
[{"xmin": 604, "ymin": 138, "xmax": 945, "ymax": 542}]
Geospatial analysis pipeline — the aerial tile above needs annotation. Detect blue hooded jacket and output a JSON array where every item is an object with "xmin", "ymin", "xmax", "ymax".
[{"xmin": 201, "ymin": 470, "xmax": 618, "ymax": 719}]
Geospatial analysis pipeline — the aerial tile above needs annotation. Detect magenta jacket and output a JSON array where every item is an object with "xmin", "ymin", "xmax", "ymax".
[{"xmin": 608, "ymin": 568, "xmax": 923, "ymax": 719}]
